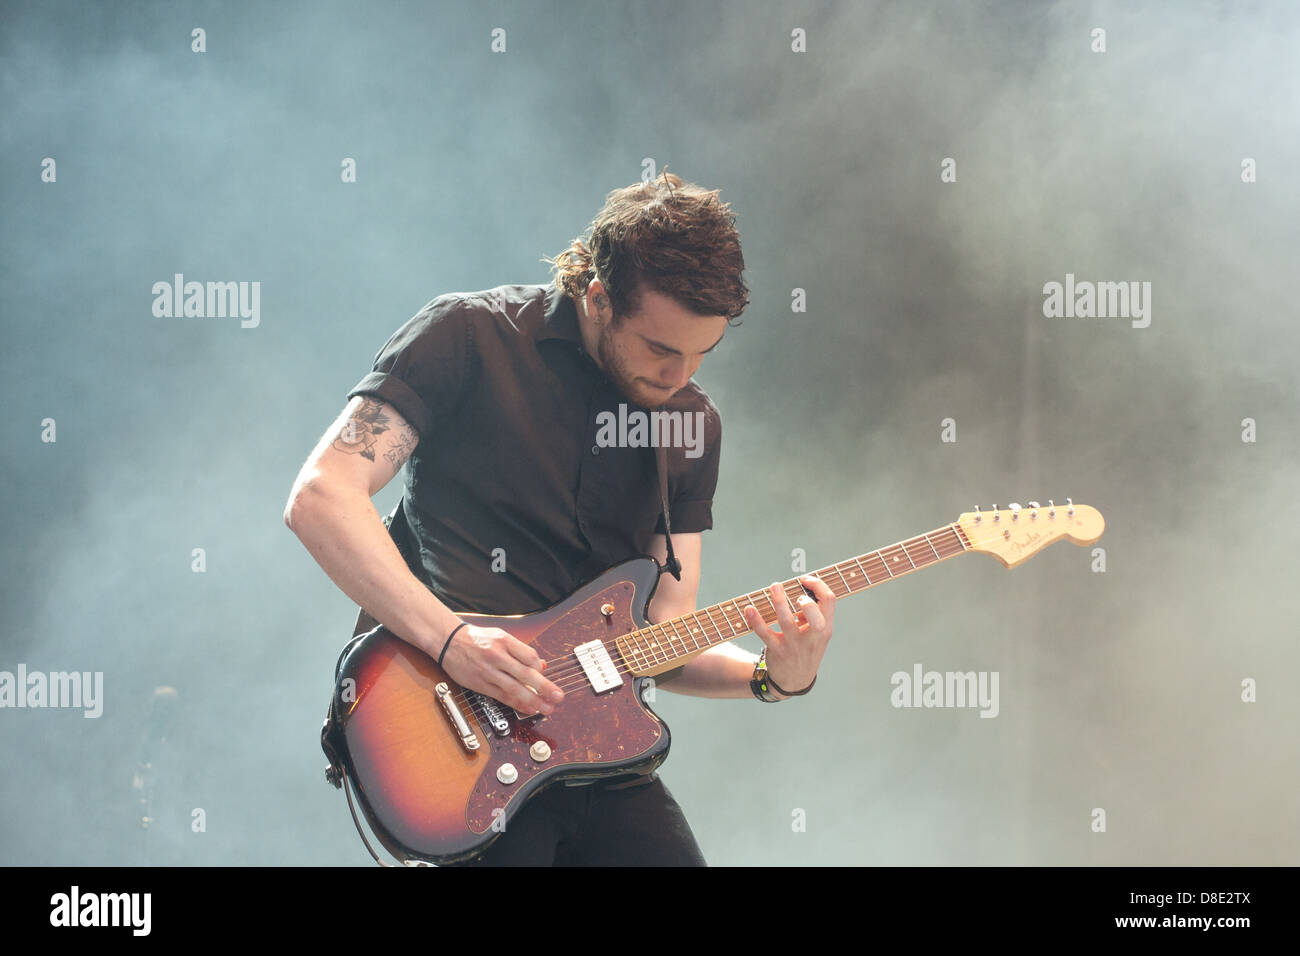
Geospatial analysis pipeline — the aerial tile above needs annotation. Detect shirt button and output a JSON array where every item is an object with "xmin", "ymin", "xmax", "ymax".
[{"xmin": 591, "ymin": 446, "xmax": 599, "ymax": 455}]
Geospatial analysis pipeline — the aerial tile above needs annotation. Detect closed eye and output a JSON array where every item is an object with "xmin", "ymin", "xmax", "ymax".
[{"xmin": 644, "ymin": 333, "xmax": 725, "ymax": 357}]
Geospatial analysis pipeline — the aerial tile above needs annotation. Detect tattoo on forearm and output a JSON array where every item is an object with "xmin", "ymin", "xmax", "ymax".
[{"xmin": 333, "ymin": 398, "xmax": 417, "ymax": 474}]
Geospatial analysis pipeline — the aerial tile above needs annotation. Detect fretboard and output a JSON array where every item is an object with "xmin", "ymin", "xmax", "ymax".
[{"xmin": 616, "ymin": 523, "xmax": 971, "ymax": 675}]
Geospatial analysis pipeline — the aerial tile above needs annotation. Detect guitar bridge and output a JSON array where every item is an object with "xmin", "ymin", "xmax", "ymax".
[{"xmin": 435, "ymin": 683, "xmax": 480, "ymax": 752}]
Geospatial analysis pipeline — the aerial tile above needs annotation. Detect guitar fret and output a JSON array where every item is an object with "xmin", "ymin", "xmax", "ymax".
[
  {"xmin": 656, "ymin": 623, "xmax": 682, "ymax": 659},
  {"xmin": 851, "ymin": 557, "xmax": 871, "ymax": 588},
  {"xmin": 688, "ymin": 615, "xmax": 706, "ymax": 649},
  {"xmin": 728, "ymin": 600, "xmax": 747, "ymax": 633},
  {"xmin": 764, "ymin": 590, "xmax": 780, "ymax": 620},
  {"xmin": 674, "ymin": 621, "xmax": 692, "ymax": 655},
  {"xmin": 688, "ymin": 612, "xmax": 710, "ymax": 647},
  {"xmin": 830, "ymin": 564, "xmax": 849, "ymax": 594},
  {"xmin": 676, "ymin": 616, "xmax": 696, "ymax": 655},
  {"xmin": 673, "ymin": 619, "xmax": 695, "ymax": 655},
  {"xmin": 703, "ymin": 605, "xmax": 732, "ymax": 638},
  {"xmin": 725, "ymin": 603, "xmax": 744, "ymax": 634},
  {"xmin": 647, "ymin": 625, "xmax": 668, "ymax": 665},
  {"xmin": 627, "ymin": 630, "xmax": 648, "ymax": 670},
  {"xmin": 922, "ymin": 532, "xmax": 941, "ymax": 562},
  {"xmin": 619, "ymin": 633, "xmax": 639, "ymax": 670}
]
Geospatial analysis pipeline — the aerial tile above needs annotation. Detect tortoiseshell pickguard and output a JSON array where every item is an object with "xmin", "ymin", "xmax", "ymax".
[{"xmin": 464, "ymin": 577, "xmax": 665, "ymax": 833}]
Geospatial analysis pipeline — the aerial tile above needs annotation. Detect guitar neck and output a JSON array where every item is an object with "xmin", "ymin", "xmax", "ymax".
[{"xmin": 617, "ymin": 523, "xmax": 971, "ymax": 676}]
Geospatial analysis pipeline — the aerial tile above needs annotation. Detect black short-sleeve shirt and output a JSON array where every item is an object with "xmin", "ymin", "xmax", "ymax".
[{"xmin": 346, "ymin": 283, "xmax": 722, "ymax": 615}]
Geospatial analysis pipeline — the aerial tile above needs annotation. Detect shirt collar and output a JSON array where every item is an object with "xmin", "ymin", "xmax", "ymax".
[{"xmin": 535, "ymin": 283, "xmax": 583, "ymax": 347}]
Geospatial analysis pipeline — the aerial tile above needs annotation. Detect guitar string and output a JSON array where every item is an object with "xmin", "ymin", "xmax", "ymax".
[
  {"xmin": 445, "ymin": 534, "xmax": 969, "ymax": 712},
  {"xmin": 451, "ymin": 575, "xmax": 844, "ymax": 708},
  {"xmin": 449, "ymin": 549, "xmax": 971, "ymax": 725},
  {"xmin": 481, "ymin": 532, "xmax": 969, "ymax": 693},
  {"xmin": 451, "ymin": 535, "xmax": 970, "ymax": 708},
  {"xmin": 447, "ymin": 533, "xmax": 971, "ymax": 707},
  {"xmin": 444, "ymin": 513, "xmax": 1078, "ymax": 713},
  {"xmin": 512, "ymin": 564, "xmax": 963, "ymax": 695}
]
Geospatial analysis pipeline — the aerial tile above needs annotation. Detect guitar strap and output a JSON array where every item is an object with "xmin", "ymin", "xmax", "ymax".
[{"xmin": 656, "ymin": 442, "xmax": 683, "ymax": 582}]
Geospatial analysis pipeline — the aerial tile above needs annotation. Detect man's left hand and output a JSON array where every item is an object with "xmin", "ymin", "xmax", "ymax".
[{"xmin": 742, "ymin": 574, "xmax": 836, "ymax": 696}]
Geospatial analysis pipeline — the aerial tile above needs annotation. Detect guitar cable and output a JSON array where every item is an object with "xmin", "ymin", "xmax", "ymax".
[{"xmin": 339, "ymin": 770, "xmax": 400, "ymax": 866}]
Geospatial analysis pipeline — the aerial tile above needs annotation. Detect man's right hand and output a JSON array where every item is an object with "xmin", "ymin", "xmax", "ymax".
[
  {"xmin": 285, "ymin": 394, "xmax": 565, "ymax": 717},
  {"xmin": 440, "ymin": 623, "xmax": 566, "ymax": 716}
]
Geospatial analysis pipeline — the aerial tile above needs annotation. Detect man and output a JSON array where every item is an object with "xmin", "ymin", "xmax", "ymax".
[{"xmin": 285, "ymin": 172, "xmax": 836, "ymax": 865}]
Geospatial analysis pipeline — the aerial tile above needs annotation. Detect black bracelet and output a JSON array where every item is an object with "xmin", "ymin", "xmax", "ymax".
[
  {"xmin": 767, "ymin": 669, "xmax": 817, "ymax": 697},
  {"xmin": 438, "ymin": 622, "xmax": 468, "ymax": 667}
]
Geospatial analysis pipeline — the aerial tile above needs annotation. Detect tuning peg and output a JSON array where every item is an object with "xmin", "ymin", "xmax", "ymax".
[
  {"xmin": 992, "ymin": 505, "xmax": 1000, "ymax": 522},
  {"xmin": 1028, "ymin": 501, "xmax": 1040, "ymax": 519},
  {"xmin": 1067, "ymin": 497, "xmax": 1075, "ymax": 517},
  {"xmin": 1048, "ymin": 499, "xmax": 1056, "ymax": 517},
  {"xmin": 1008, "ymin": 503, "xmax": 1022, "ymax": 520},
  {"xmin": 973, "ymin": 504, "xmax": 982, "ymax": 523}
]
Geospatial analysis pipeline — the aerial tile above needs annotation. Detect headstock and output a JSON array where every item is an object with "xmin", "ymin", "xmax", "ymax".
[{"xmin": 956, "ymin": 499, "xmax": 1104, "ymax": 568}]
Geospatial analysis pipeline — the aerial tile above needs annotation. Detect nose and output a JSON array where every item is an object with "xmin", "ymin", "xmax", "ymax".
[{"xmin": 660, "ymin": 357, "xmax": 694, "ymax": 390}]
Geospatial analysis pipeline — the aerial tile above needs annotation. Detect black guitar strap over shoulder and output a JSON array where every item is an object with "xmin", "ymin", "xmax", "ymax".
[{"xmin": 655, "ymin": 443, "xmax": 682, "ymax": 582}]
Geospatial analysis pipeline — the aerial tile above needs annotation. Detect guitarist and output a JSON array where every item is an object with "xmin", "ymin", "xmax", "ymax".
[{"xmin": 285, "ymin": 171, "xmax": 837, "ymax": 865}]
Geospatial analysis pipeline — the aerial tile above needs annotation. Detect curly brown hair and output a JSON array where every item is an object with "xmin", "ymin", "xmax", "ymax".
[{"xmin": 542, "ymin": 170, "xmax": 749, "ymax": 325}]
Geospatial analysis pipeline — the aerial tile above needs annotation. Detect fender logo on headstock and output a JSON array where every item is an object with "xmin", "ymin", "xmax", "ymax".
[{"xmin": 1008, "ymin": 530, "xmax": 1043, "ymax": 556}]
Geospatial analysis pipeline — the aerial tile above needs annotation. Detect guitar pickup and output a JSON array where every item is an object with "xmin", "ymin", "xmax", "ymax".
[
  {"xmin": 574, "ymin": 640, "xmax": 624, "ymax": 693},
  {"xmin": 435, "ymin": 682, "xmax": 480, "ymax": 752}
]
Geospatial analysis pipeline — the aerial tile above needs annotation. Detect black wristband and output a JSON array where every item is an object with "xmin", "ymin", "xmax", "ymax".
[
  {"xmin": 438, "ymin": 622, "xmax": 468, "ymax": 667},
  {"xmin": 767, "ymin": 669, "xmax": 817, "ymax": 697}
]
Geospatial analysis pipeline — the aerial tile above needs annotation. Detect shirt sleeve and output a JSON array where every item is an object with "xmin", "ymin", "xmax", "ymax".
[
  {"xmin": 654, "ymin": 402, "xmax": 722, "ymax": 534},
  {"xmin": 345, "ymin": 295, "xmax": 478, "ymax": 439}
]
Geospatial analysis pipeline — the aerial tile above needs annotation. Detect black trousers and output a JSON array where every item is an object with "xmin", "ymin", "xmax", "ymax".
[{"xmin": 448, "ymin": 774, "xmax": 707, "ymax": 867}]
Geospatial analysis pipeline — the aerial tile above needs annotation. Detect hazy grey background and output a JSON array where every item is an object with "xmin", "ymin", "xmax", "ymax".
[{"xmin": 2, "ymin": 0, "xmax": 1296, "ymax": 866}]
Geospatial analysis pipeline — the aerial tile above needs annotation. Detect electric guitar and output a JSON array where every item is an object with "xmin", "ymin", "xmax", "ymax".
[{"xmin": 321, "ymin": 499, "xmax": 1104, "ymax": 865}]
